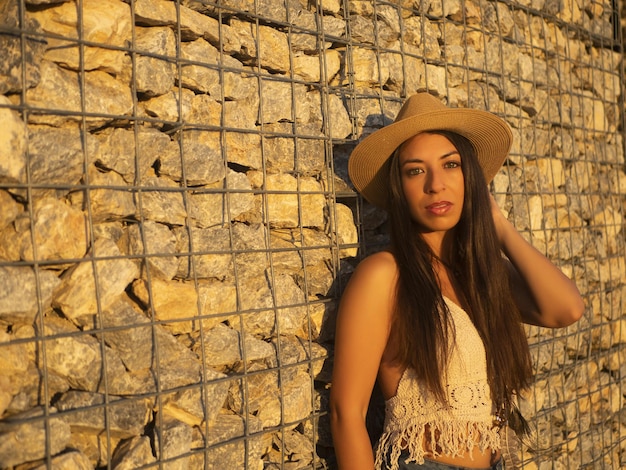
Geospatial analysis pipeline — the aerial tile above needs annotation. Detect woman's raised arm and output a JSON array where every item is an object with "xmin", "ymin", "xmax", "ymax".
[{"xmin": 490, "ymin": 195, "xmax": 585, "ymax": 328}]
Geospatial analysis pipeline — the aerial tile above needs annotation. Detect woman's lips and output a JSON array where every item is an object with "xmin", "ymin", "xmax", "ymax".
[{"xmin": 426, "ymin": 201, "xmax": 452, "ymax": 215}]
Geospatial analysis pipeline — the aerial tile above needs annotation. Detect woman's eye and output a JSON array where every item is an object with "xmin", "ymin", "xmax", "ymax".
[
  {"xmin": 407, "ymin": 168, "xmax": 423, "ymax": 176},
  {"xmin": 445, "ymin": 161, "xmax": 461, "ymax": 169}
]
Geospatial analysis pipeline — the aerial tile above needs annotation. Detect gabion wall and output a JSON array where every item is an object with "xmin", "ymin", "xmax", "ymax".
[{"xmin": 0, "ymin": 0, "xmax": 624, "ymax": 468}]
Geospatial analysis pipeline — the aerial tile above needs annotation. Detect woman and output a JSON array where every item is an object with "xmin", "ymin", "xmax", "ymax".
[{"xmin": 330, "ymin": 93, "xmax": 584, "ymax": 470}]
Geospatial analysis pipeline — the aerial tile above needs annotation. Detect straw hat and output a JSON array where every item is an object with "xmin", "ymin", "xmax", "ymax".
[{"xmin": 348, "ymin": 93, "xmax": 513, "ymax": 209}]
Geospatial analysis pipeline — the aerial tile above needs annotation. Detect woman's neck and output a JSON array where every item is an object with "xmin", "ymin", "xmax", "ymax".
[{"xmin": 420, "ymin": 228, "xmax": 455, "ymax": 262}]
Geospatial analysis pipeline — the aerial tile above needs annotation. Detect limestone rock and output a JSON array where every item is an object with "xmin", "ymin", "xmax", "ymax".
[
  {"xmin": 153, "ymin": 415, "xmax": 192, "ymax": 467},
  {"xmin": 158, "ymin": 139, "xmax": 225, "ymax": 186},
  {"xmin": 17, "ymin": 197, "xmax": 88, "ymax": 262},
  {"xmin": 111, "ymin": 436, "xmax": 156, "ymax": 470},
  {"xmin": 134, "ymin": 27, "xmax": 177, "ymax": 97},
  {"xmin": 25, "ymin": 61, "xmax": 133, "ymax": 129},
  {"xmin": 192, "ymin": 323, "xmax": 275, "ymax": 369},
  {"xmin": 0, "ymin": 1, "xmax": 46, "ymax": 94},
  {"xmin": 200, "ymin": 413, "xmax": 264, "ymax": 469},
  {"xmin": 139, "ymin": 87, "xmax": 195, "ymax": 124},
  {"xmin": 127, "ymin": 221, "xmax": 179, "ymax": 281},
  {"xmin": 52, "ymin": 238, "xmax": 139, "ymax": 319},
  {"xmin": 0, "ymin": 97, "xmax": 28, "ymax": 185},
  {"xmin": 31, "ymin": 449, "xmax": 93, "ymax": 470},
  {"xmin": 93, "ymin": 127, "xmax": 168, "ymax": 184},
  {"xmin": 139, "ymin": 176, "xmax": 188, "ymax": 226},
  {"xmin": 0, "ymin": 407, "xmax": 71, "ymax": 468},
  {"xmin": 332, "ymin": 203, "xmax": 358, "ymax": 258},
  {"xmin": 29, "ymin": 0, "xmax": 131, "ymax": 74},
  {"xmin": 55, "ymin": 390, "xmax": 151, "ymax": 438},
  {"xmin": 26, "ymin": 125, "xmax": 97, "ymax": 196},
  {"xmin": 174, "ymin": 224, "xmax": 233, "ymax": 280},
  {"xmin": 131, "ymin": 278, "xmax": 200, "ymax": 334},
  {"xmin": 188, "ymin": 170, "xmax": 255, "ymax": 228},
  {"xmin": 134, "ymin": 0, "xmax": 218, "ymax": 41},
  {"xmin": 38, "ymin": 315, "xmax": 128, "ymax": 393},
  {"xmin": 0, "ymin": 266, "xmax": 60, "ymax": 325},
  {"xmin": 77, "ymin": 166, "xmax": 138, "ymax": 222},
  {"xmin": 160, "ymin": 369, "xmax": 229, "ymax": 426},
  {"xmin": 248, "ymin": 172, "xmax": 326, "ymax": 229},
  {"xmin": 0, "ymin": 191, "xmax": 21, "ymax": 230}
]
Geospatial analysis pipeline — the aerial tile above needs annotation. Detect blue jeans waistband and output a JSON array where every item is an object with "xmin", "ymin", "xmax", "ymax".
[{"xmin": 397, "ymin": 453, "xmax": 503, "ymax": 470}]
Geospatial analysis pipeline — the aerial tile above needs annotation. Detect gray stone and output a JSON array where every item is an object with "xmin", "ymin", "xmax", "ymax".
[
  {"xmin": 200, "ymin": 413, "xmax": 264, "ymax": 469},
  {"xmin": 193, "ymin": 323, "xmax": 275, "ymax": 369},
  {"xmin": 188, "ymin": 170, "xmax": 255, "ymax": 228},
  {"xmin": 26, "ymin": 125, "xmax": 97, "ymax": 194},
  {"xmin": 25, "ymin": 61, "xmax": 133, "ymax": 130},
  {"xmin": 0, "ymin": 407, "xmax": 71, "ymax": 468},
  {"xmin": 93, "ymin": 127, "xmax": 169, "ymax": 184},
  {"xmin": 158, "ymin": 139, "xmax": 226, "ymax": 186},
  {"xmin": 138, "ymin": 176, "xmax": 188, "ymax": 226},
  {"xmin": 174, "ymin": 224, "xmax": 233, "ymax": 280},
  {"xmin": 153, "ymin": 415, "xmax": 192, "ymax": 468},
  {"xmin": 0, "ymin": 1, "xmax": 46, "ymax": 94},
  {"xmin": 0, "ymin": 266, "xmax": 60, "ymax": 325},
  {"xmin": 127, "ymin": 221, "xmax": 179, "ymax": 281},
  {"xmin": 55, "ymin": 390, "xmax": 151, "ymax": 438},
  {"xmin": 134, "ymin": 27, "xmax": 177, "ymax": 97},
  {"xmin": 77, "ymin": 166, "xmax": 137, "ymax": 222}
]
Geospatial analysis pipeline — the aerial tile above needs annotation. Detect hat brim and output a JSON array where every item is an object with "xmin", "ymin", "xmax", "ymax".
[{"xmin": 348, "ymin": 106, "xmax": 512, "ymax": 209}]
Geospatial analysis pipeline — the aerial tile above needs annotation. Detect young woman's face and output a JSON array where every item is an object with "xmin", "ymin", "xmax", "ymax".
[{"xmin": 398, "ymin": 132, "xmax": 465, "ymax": 234}]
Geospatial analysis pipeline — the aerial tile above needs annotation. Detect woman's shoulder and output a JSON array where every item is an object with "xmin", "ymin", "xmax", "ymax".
[
  {"xmin": 351, "ymin": 249, "xmax": 398, "ymax": 284},
  {"xmin": 340, "ymin": 250, "xmax": 398, "ymax": 325}
]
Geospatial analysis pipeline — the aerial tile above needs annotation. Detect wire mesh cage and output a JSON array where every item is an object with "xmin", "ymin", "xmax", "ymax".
[{"xmin": 0, "ymin": 0, "xmax": 624, "ymax": 468}]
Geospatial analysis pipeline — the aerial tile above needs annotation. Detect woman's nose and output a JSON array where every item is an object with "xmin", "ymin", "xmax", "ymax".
[{"xmin": 425, "ymin": 170, "xmax": 445, "ymax": 193}]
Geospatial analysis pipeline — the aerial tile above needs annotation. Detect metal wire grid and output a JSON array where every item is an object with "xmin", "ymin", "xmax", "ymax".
[
  {"xmin": 345, "ymin": 1, "xmax": 625, "ymax": 467},
  {"xmin": 509, "ymin": 5, "xmax": 625, "ymax": 467},
  {"xmin": 0, "ymin": 1, "xmax": 341, "ymax": 468},
  {"xmin": 0, "ymin": 0, "xmax": 624, "ymax": 468}
]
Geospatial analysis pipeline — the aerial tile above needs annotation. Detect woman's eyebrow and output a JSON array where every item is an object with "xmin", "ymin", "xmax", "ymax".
[{"xmin": 401, "ymin": 150, "xmax": 460, "ymax": 165}]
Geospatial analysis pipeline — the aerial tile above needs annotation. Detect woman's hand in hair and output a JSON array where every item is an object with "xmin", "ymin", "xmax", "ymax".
[
  {"xmin": 489, "ymin": 193, "xmax": 514, "ymax": 246},
  {"xmin": 488, "ymin": 193, "xmax": 585, "ymax": 328}
]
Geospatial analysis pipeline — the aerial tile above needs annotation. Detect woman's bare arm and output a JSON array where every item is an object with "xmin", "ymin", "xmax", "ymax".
[
  {"xmin": 330, "ymin": 251, "xmax": 397, "ymax": 470},
  {"xmin": 491, "ymin": 195, "xmax": 585, "ymax": 328}
]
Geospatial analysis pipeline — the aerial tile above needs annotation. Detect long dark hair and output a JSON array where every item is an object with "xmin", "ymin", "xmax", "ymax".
[{"xmin": 387, "ymin": 130, "xmax": 533, "ymax": 426}]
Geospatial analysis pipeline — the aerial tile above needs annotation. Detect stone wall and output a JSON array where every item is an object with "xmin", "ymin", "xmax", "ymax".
[{"xmin": 0, "ymin": 0, "xmax": 624, "ymax": 468}]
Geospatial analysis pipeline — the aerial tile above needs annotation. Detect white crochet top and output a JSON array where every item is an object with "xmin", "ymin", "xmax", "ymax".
[{"xmin": 374, "ymin": 297, "xmax": 502, "ymax": 470}]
